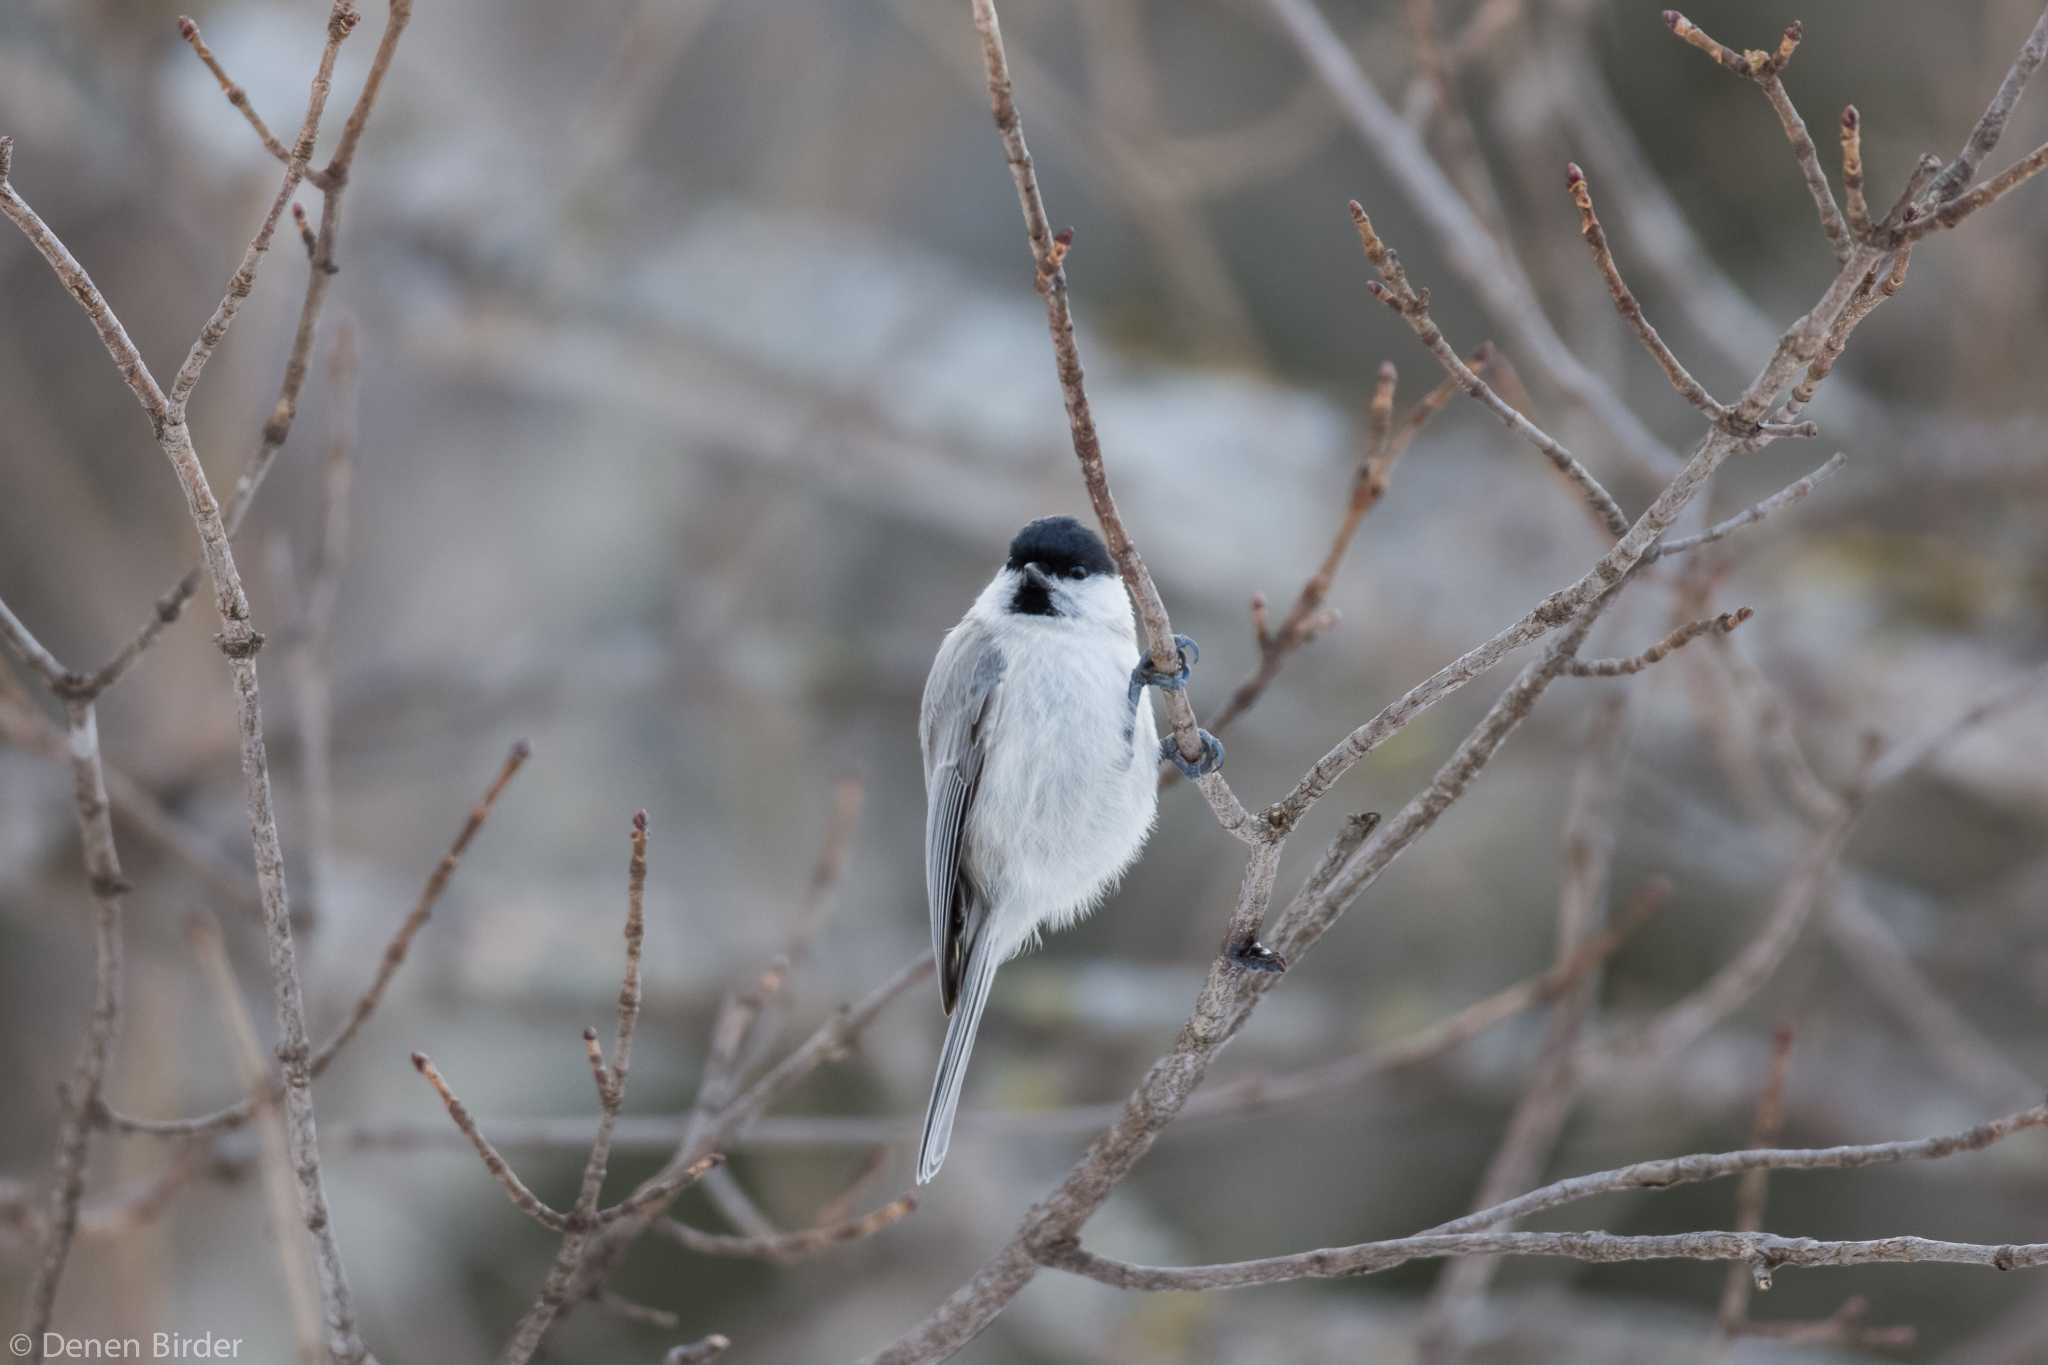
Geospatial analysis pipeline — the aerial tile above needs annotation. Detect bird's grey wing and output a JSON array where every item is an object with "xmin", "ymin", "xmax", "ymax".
[{"xmin": 921, "ymin": 626, "xmax": 1004, "ymax": 1015}]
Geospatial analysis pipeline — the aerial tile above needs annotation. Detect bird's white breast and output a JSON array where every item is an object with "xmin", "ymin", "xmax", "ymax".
[{"xmin": 969, "ymin": 622, "xmax": 1159, "ymax": 959}]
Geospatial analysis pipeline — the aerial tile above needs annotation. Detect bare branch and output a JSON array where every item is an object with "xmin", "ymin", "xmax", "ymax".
[
  {"xmin": 1841, "ymin": 105, "xmax": 1870, "ymax": 237},
  {"xmin": 1261, "ymin": 0, "xmax": 1686, "ymax": 481},
  {"xmin": 661, "ymin": 1194, "xmax": 918, "ymax": 1264},
  {"xmin": 1204, "ymin": 358, "xmax": 1467, "ymax": 738},
  {"xmin": 1566, "ymin": 163, "xmax": 1729, "ymax": 419},
  {"xmin": 100, "ymin": 740, "xmax": 531, "ymax": 1138},
  {"xmin": 176, "ymin": 15, "xmax": 295, "ymax": 169},
  {"xmin": 1040, "ymin": 1227, "xmax": 2048, "ymax": 1292},
  {"xmin": 1661, "ymin": 13, "xmax": 1848, "ymax": 258},
  {"xmin": 1429, "ymin": 1101, "xmax": 2048, "ymax": 1238},
  {"xmin": 1655, "ymin": 454, "xmax": 1848, "ymax": 558},
  {"xmin": 410, "ymin": 1053, "xmax": 567, "ymax": 1232},
  {"xmin": 1930, "ymin": 3, "xmax": 2048, "ymax": 201},
  {"xmin": 968, "ymin": 0, "xmax": 1228, "ymax": 793},
  {"xmin": 1351, "ymin": 202, "xmax": 1632, "ymax": 541},
  {"xmin": 18, "ymin": 699, "xmax": 127, "ymax": 1360},
  {"xmin": 1563, "ymin": 608, "xmax": 1752, "ymax": 677},
  {"xmin": 497, "ymin": 812, "xmax": 655, "ymax": 1364},
  {"xmin": 0, "ymin": 138, "xmax": 169, "ymax": 426},
  {"xmin": 1897, "ymin": 138, "xmax": 2048, "ymax": 242}
]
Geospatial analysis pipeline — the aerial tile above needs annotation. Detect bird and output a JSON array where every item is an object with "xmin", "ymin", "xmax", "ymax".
[{"xmin": 915, "ymin": 514, "xmax": 1223, "ymax": 1183}]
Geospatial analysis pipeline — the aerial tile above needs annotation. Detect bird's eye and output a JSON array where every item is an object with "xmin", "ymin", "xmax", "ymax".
[{"xmin": 1067, "ymin": 565, "xmax": 1088, "ymax": 580}]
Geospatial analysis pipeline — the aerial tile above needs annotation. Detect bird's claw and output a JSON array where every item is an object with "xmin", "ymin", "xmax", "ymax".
[
  {"xmin": 1160, "ymin": 728, "xmax": 1225, "ymax": 779},
  {"xmin": 1130, "ymin": 634, "xmax": 1201, "ymax": 706},
  {"xmin": 1228, "ymin": 938, "xmax": 1288, "ymax": 974}
]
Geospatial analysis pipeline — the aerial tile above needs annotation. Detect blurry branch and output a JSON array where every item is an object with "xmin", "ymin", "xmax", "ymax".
[
  {"xmin": 187, "ymin": 914, "xmax": 325, "ymax": 1363},
  {"xmin": 0, "ymin": 692, "xmax": 260, "ymax": 918},
  {"xmin": 1826, "ymin": 884, "xmax": 2041, "ymax": 1110},
  {"xmin": 1732, "ymin": 1296, "xmax": 1915, "ymax": 1351},
  {"xmin": 1205, "ymin": 358, "xmax": 1467, "ymax": 739},
  {"xmin": 691, "ymin": 778, "xmax": 865, "ymax": 1239},
  {"xmin": 1868, "ymin": 658, "xmax": 2048, "ymax": 788},
  {"xmin": 661, "ymin": 1193, "xmax": 918, "ymax": 1264},
  {"xmin": 98, "ymin": 741, "xmax": 530, "ymax": 1139},
  {"xmin": 559, "ymin": 958, "xmax": 932, "ymax": 1335},
  {"xmin": 1416, "ymin": 698, "xmax": 1629, "ymax": 1362},
  {"xmin": 1351, "ymin": 203, "xmax": 1631, "ymax": 541},
  {"xmin": 1840, "ymin": 105, "xmax": 1870, "ymax": 238},
  {"xmin": 1401, "ymin": 0, "xmax": 1512, "ymax": 236},
  {"xmin": 1654, "ymin": 454, "xmax": 1847, "ymax": 558},
  {"xmin": 0, "ymin": 606, "xmax": 129, "ymax": 1361},
  {"xmin": 1588, "ymin": 748, "xmax": 1871, "ymax": 1075},
  {"xmin": 275, "ymin": 321, "xmax": 360, "ymax": 925},
  {"xmin": 1262, "ymin": 0, "xmax": 1686, "ymax": 484},
  {"xmin": 1563, "ymin": 608, "xmax": 1750, "ymax": 678},
  {"xmin": 1400, "ymin": 0, "xmax": 1523, "ymax": 127},
  {"xmin": 1708, "ymin": 1024, "xmax": 1796, "ymax": 1354}
]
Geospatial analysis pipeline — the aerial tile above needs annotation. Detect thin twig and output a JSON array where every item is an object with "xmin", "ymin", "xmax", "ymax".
[
  {"xmin": 661, "ymin": 1194, "xmax": 918, "ymax": 1264},
  {"xmin": 99, "ymin": 741, "xmax": 531, "ymax": 1138},
  {"xmin": 1262, "ymin": 0, "xmax": 1686, "ymax": 482},
  {"xmin": 970, "ymin": 0, "xmax": 1221, "ymax": 788},
  {"xmin": 1566, "ymin": 162, "xmax": 1729, "ymax": 419},
  {"xmin": 497, "ymin": 812, "xmax": 653, "ymax": 1364},
  {"xmin": 1841, "ymin": 105, "xmax": 1869, "ymax": 238},
  {"xmin": 1662, "ymin": 13, "xmax": 1848, "ymax": 259},
  {"xmin": 1351, "ymin": 202, "xmax": 1632, "ymax": 541},
  {"xmin": 1655, "ymin": 454, "xmax": 1848, "ymax": 558},
  {"xmin": 1929, "ymin": 3, "xmax": 2048, "ymax": 202},
  {"xmin": 177, "ymin": 15, "xmax": 296, "ymax": 171},
  {"xmin": 1204, "ymin": 358, "xmax": 1467, "ymax": 738},
  {"xmin": 410, "ymin": 1054, "xmax": 567, "ymax": 1231},
  {"xmin": 281, "ymin": 321, "xmax": 359, "ymax": 925},
  {"xmin": 1564, "ymin": 608, "xmax": 1751, "ymax": 677},
  {"xmin": 17, "ymin": 698, "xmax": 127, "ymax": 1362}
]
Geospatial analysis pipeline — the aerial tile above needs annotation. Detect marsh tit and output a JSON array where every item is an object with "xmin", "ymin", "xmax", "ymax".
[{"xmin": 916, "ymin": 515, "xmax": 1224, "ymax": 1183}]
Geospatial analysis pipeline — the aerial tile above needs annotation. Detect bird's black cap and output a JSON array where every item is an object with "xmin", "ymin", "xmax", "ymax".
[{"xmin": 1006, "ymin": 516, "xmax": 1114, "ymax": 579}]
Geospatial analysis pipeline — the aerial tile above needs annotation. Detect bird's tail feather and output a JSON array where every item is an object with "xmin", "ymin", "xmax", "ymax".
[{"xmin": 917, "ymin": 932, "xmax": 1002, "ymax": 1184}]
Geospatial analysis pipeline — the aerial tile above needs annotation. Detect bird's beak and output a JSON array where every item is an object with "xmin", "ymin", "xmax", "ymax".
[{"xmin": 1021, "ymin": 563, "xmax": 1053, "ymax": 591}]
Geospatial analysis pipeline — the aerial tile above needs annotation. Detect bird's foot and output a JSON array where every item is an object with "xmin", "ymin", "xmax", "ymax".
[
  {"xmin": 1159, "ymin": 728, "xmax": 1225, "ymax": 779},
  {"xmin": 1228, "ymin": 938, "xmax": 1288, "ymax": 974},
  {"xmin": 1128, "ymin": 634, "xmax": 1201, "ymax": 705}
]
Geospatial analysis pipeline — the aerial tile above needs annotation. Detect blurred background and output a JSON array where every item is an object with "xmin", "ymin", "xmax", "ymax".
[{"xmin": 2, "ymin": 0, "xmax": 2046, "ymax": 1360}]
